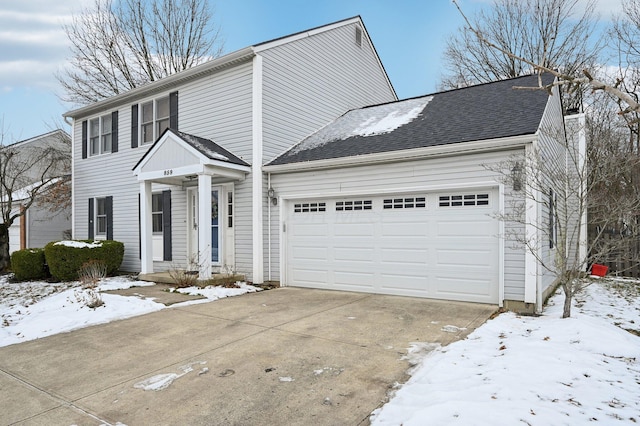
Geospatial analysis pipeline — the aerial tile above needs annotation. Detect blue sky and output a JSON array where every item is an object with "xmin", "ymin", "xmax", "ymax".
[{"xmin": 0, "ymin": 0, "xmax": 623, "ymax": 142}]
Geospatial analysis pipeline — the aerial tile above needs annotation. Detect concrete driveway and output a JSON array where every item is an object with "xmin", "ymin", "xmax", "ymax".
[{"xmin": 0, "ymin": 287, "xmax": 496, "ymax": 426}]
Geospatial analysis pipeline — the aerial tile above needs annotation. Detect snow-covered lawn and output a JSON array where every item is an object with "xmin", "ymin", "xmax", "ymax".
[
  {"xmin": 371, "ymin": 278, "xmax": 640, "ymax": 425},
  {"xmin": 0, "ymin": 275, "xmax": 261, "ymax": 348}
]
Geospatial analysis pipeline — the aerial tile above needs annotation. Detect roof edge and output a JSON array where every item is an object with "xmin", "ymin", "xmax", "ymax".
[
  {"xmin": 64, "ymin": 47, "xmax": 255, "ymax": 119},
  {"xmin": 264, "ymin": 134, "xmax": 536, "ymax": 173}
]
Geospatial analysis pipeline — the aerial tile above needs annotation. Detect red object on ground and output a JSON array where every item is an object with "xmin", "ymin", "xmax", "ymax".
[{"xmin": 591, "ymin": 264, "xmax": 608, "ymax": 277}]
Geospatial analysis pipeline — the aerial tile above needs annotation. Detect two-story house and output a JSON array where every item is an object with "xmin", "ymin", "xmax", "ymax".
[
  {"xmin": 65, "ymin": 16, "xmax": 584, "ymax": 314},
  {"xmin": 64, "ymin": 17, "xmax": 397, "ymax": 283}
]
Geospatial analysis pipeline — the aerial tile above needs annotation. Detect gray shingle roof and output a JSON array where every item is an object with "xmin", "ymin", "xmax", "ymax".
[
  {"xmin": 267, "ymin": 73, "xmax": 555, "ymax": 166},
  {"xmin": 132, "ymin": 128, "xmax": 249, "ymax": 171},
  {"xmin": 174, "ymin": 130, "xmax": 249, "ymax": 167}
]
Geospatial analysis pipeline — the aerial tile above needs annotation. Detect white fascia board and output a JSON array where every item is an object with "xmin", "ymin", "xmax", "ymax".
[
  {"xmin": 202, "ymin": 164, "xmax": 247, "ymax": 180},
  {"xmin": 202, "ymin": 160, "xmax": 251, "ymax": 173},
  {"xmin": 65, "ymin": 48, "xmax": 255, "ymax": 119},
  {"xmin": 253, "ymin": 17, "xmax": 362, "ymax": 52},
  {"xmin": 263, "ymin": 134, "xmax": 535, "ymax": 173},
  {"xmin": 279, "ymin": 181, "xmax": 499, "ymax": 201},
  {"xmin": 136, "ymin": 164, "xmax": 204, "ymax": 182}
]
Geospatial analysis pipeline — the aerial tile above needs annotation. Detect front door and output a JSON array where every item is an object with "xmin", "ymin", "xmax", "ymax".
[{"xmin": 188, "ymin": 187, "xmax": 221, "ymax": 270}]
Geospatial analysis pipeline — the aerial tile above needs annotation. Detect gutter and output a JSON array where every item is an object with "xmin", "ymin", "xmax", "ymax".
[
  {"xmin": 64, "ymin": 47, "xmax": 256, "ymax": 119},
  {"xmin": 263, "ymin": 134, "xmax": 536, "ymax": 173}
]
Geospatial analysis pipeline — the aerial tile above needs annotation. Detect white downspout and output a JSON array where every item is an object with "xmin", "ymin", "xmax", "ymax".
[{"xmin": 268, "ymin": 172, "xmax": 272, "ymax": 282}]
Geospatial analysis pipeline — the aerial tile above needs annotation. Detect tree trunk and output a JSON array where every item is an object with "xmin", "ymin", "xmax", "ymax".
[
  {"xmin": 0, "ymin": 224, "xmax": 10, "ymax": 272},
  {"xmin": 562, "ymin": 281, "xmax": 572, "ymax": 318}
]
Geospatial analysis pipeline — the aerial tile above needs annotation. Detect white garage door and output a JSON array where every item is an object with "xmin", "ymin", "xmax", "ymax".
[{"xmin": 285, "ymin": 189, "xmax": 499, "ymax": 303}]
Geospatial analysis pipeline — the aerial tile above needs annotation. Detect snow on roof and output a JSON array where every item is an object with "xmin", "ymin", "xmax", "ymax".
[
  {"xmin": 1, "ymin": 177, "xmax": 64, "ymax": 203},
  {"xmin": 179, "ymin": 132, "xmax": 229, "ymax": 162},
  {"xmin": 289, "ymin": 97, "xmax": 432, "ymax": 155}
]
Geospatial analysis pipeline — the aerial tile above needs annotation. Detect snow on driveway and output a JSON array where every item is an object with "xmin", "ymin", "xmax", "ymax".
[{"xmin": 370, "ymin": 278, "xmax": 640, "ymax": 425}]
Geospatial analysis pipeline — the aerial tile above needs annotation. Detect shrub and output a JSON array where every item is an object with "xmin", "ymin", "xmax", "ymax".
[
  {"xmin": 44, "ymin": 240, "xmax": 124, "ymax": 281},
  {"xmin": 78, "ymin": 259, "xmax": 108, "ymax": 288},
  {"xmin": 11, "ymin": 248, "xmax": 49, "ymax": 281}
]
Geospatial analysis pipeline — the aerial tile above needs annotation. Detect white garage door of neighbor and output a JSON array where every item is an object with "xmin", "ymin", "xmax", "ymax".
[{"xmin": 285, "ymin": 190, "xmax": 499, "ymax": 304}]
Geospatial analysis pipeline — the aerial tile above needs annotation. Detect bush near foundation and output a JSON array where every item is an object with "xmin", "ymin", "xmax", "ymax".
[
  {"xmin": 44, "ymin": 240, "xmax": 124, "ymax": 281},
  {"xmin": 11, "ymin": 248, "xmax": 49, "ymax": 281}
]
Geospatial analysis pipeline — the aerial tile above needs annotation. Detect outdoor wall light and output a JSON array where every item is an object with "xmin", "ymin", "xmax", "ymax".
[
  {"xmin": 268, "ymin": 187, "xmax": 277, "ymax": 205},
  {"xmin": 511, "ymin": 162, "xmax": 523, "ymax": 191}
]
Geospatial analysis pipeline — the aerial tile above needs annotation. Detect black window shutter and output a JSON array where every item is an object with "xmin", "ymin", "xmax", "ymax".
[
  {"xmin": 111, "ymin": 111, "xmax": 119, "ymax": 153},
  {"xmin": 131, "ymin": 104, "xmax": 139, "ymax": 148},
  {"xmin": 82, "ymin": 120, "xmax": 88, "ymax": 159},
  {"xmin": 162, "ymin": 190, "xmax": 172, "ymax": 261},
  {"xmin": 88, "ymin": 198, "xmax": 94, "ymax": 239},
  {"xmin": 169, "ymin": 91, "xmax": 178, "ymax": 130},
  {"xmin": 106, "ymin": 196, "xmax": 114, "ymax": 240}
]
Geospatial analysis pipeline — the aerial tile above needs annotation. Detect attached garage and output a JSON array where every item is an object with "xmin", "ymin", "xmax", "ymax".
[
  {"xmin": 284, "ymin": 190, "xmax": 499, "ymax": 303},
  {"xmin": 265, "ymin": 73, "xmax": 571, "ymax": 311}
]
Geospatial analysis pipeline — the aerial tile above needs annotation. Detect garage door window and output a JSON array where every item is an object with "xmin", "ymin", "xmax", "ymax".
[
  {"xmin": 383, "ymin": 197, "xmax": 426, "ymax": 209},
  {"xmin": 336, "ymin": 200, "xmax": 372, "ymax": 211},
  {"xmin": 294, "ymin": 202, "xmax": 326, "ymax": 213},
  {"xmin": 439, "ymin": 193, "xmax": 489, "ymax": 207}
]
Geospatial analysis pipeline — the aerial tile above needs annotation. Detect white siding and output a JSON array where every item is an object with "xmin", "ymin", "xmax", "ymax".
[
  {"xmin": 535, "ymin": 88, "xmax": 567, "ymax": 295},
  {"xmin": 259, "ymin": 21, "xmax": 396, "ymax": 280},
  {"xmin": 260, "ymin": 22, "xmax": 396, "ymax": 163},
  {"xmin": 73, "ymin": 61, "xmax": 254, "ymax": 274},
  {"xmin": 269, "ymin": 149, "xmax": 527, "ymax": 302}
]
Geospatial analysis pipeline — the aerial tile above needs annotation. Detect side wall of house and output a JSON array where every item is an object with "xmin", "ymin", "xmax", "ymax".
[
  {"xmin": 259, "ymin": 20, "xmax": 397, "ymax": 280},
  {"xmin": 268, "ymin": 149, "xmax": 528, "ymax": 302},
  {"xmin": 535, "ymin": 88, "xmax": 567, "ymax": 295},
  {"xmin": 27, "ymin": 205, "xmax": 71, "ymax": 248},
  {"xmin": 73, "ymin": 61, "xmax": 254, "ymax": 274}
]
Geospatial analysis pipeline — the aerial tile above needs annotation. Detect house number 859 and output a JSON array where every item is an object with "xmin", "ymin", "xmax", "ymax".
[{"xmin": 163, "ymin": 169, "xmax": 173, "ymax": 176}]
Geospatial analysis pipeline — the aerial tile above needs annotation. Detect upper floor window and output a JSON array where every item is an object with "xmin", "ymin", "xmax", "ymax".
[
  {"xmin": 131, "ymin": 91, "xmax": 177, "ymax": 149},
  {"xmin": 85, "ymin": 112, "xmax": 117, "ymax": 157},
  {"xmin": 141, "ymin": 96, "xmax": 170, "ymax": 145}
]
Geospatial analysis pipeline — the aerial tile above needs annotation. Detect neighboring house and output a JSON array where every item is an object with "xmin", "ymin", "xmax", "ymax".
[
  {"xmin": 64, "ymin": 17, "xmax": 397, "ymax": 281},
  {"xmin": 1, "ymin": 130, "xmax": 72, "ymax": 254},
  {"xmin": 63, "ymin": 15, "xmax": 582, "ymax": 313},
  {"xmin": 265, "ymin": 74, "xmax": 585, "ymax": 313}
]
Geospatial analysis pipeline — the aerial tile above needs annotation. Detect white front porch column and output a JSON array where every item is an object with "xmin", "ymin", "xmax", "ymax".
[
  {"xmin": 198, "ymin": 174, "xmax": 212, "ymax": 279},
  {"xmin": 140, "ymin": 181, "xmax": 153, "ymax": 274}
]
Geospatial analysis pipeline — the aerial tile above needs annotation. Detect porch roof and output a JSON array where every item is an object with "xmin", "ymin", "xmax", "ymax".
[{"xmin": 132, "ymin": 128, "xmax": 250, "ymax": 185}]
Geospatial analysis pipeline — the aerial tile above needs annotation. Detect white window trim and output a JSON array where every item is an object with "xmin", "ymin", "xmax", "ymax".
[
  {"xmin": 140, "ymin": 95, "xmax": 170, "ymax": 145},
  {"xmin": 95, "ymin": 197, "xmax": 107, "ymax": 239},
  {"xmin": 89, "ymin": 114, "xmax": 112, "ymax": 156}
]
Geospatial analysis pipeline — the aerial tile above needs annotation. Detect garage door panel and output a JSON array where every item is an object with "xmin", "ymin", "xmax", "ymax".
[
  {"xmin": 293, "ymin": 223, "xmax": 329, "ymax": 237},
  {"xmin": 334, "ymin": 222, "xmax": 376, "ymax": 236},
  {"xmin": 381, "ymin": 221, "xmax": 429, "ymax": 237},
  {"xmin": 286, "ymin": 190, "xmax": 499, "ymax": 304},
  {"xmin": 437, "ymin": 220, "xmax": 494, "ymax": 237},
  {"xmin": 436, "ymin": 248, "xmax": 495, "ymax": 267},
  {"xmin": 435, "ymin": 276, "xmax": 494, "ymax": 299},
  {"xmin": 334, "ymin": 247, "xmax": 374, "ymax": 262},
  {"xmin": 380, "ymin": 247, "xmax": 429, "ymax": 264},
  {"xmin": 291, "ymin": 246, "xmax": 329, "ymax": 262}
]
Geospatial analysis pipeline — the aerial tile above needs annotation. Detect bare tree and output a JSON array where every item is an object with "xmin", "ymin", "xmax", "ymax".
[
  {"xmin": 0, "ymin": 130, "xmax": 71, "ymax": 271},
  {"xmin": 443, "ymin": 0, "xmax": 602, "ymax": 110},
  {"xmin": 487, "ymin": 115, "xmax": 640, "ymax": 317},
  {"xmin": 57, "ymin": 0, "xmax": 224, "ymax": 105},
  {"xmin": 450, "ymin": 0, "xmax": 640, "ymax": 117}
]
